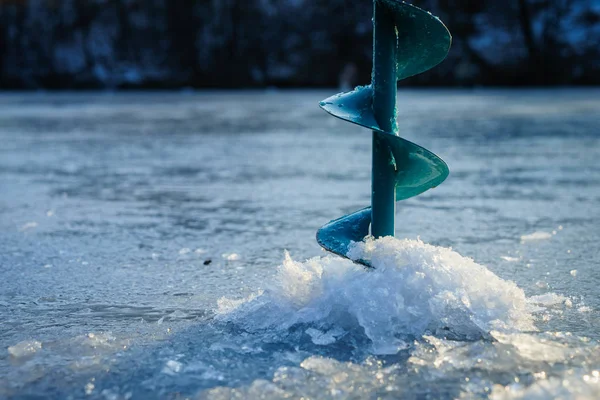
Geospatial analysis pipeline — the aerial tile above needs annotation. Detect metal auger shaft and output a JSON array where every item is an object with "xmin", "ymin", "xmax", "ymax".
[
  {"xmin": 316, "ymin": 0, "xmax": 452, "ymax": 267},
  {"xmin": 371, "ymin": 0, "xmax": 398, "ymax": 238}
]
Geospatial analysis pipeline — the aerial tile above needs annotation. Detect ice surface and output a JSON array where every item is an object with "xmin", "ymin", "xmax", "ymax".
[
  {"xmin": 2, "ymin": 91, "xmax": 600, "ymax": 399},
  {"xmin": 217, "ymin": 237, "xmax": 535, "ymax": 355}
]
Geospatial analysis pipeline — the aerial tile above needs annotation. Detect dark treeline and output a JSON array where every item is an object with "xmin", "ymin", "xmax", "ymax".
[{"xmin": 0, "ymin": 0, "xmax": 598, "ymax": 89}]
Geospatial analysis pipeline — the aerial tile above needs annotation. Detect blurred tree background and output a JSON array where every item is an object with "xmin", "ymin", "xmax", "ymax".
[{"xmin": 0, "ymin": 0, "xmax": 598, "ymax": 89}]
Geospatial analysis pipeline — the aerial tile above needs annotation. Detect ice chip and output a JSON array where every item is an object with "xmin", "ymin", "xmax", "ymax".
[
  {"xmin": 162, "ymin": 360, "xmax": 183, "ymax": 375},
  {"xmin": 8, "ymin": 340, "xmax": 42, "ymax": 358},
  {"xmin": 520, "ymin": 231, "xmax": 552, "ymax": 242},
  {"xmin": 222, "ymin": 253, "xmax": 240, "ymax": 261},
  {"xmin": 168, "ymin": 310, "xmax": 188, "ymax": 320},
  {"xmin": 19, "ymin": 221, "xmax": 38, "ymax": 231},
  {"xmin": 491, "ymin": 331, "xmax": 569, "ymax": 363},
  {"xmin": 528, "ymin": 293, "xmax": 568, "ymax": 307},
  {"xmin": 305, "ymin": 327, "xmax": 345, "ymax": 345}
]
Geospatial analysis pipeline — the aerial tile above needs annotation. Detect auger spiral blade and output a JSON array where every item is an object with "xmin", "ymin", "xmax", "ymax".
[{"xmin": 316, "ymin": 0, "xmax": 451, "ymax": 267}]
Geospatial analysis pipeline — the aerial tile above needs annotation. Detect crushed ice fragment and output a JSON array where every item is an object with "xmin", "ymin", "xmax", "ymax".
[
  {"xmin": 100, "ymin": 389, "xmax": 120, "ymax": 400},
  {"xmin": 529, "ymin": 293, "xmax": 568, "ymax": 307},
  {"xmin": 217, "ymin": 291, "xmax": 263, "ymax": 314},
  {"xmin": 80, "ymin": 332, "xmax": 118, "ymax": 349},
  {"xmin": 84, "ymin": 382, "xmax": 95, "ymax": 395},
  {"xmin": 570, "ymin": 269, "xmax": 578, "ymax": 277},
  {"xmin": 535, "ymin": 281, "xmax": 549, "ymax": 289},
  {"xmin": 305, "ymin": 327, "xmax": 345, "ymax": 345},
  {"xmin": 221, "ymin": 253, "xmax": 240, "ymax": 261},
  {"xmin": 501, "ymin": 256, "xmax": 520, "ymax": 262},
  {"xmin": 19, "ymin": 221, "xmax": 38, "ymax": 231},
  {"xmin": 565, "ymin": 299, "xmax": 573, "ymax": 308},
  {"xmin": 490, "ymin": 373, "xmax": 600, "ymax": 399},
  {"xmin": 520, "ymin": 231, "xmax": 552, "ymax": 242},
  {"xmin": 300, "ymin": 356, "xmax": 341, "ymax": 374},
  {"xmin": 491, "ymin": 331, "xmax": 569, "ymax": 363},
  {"xmin": 162, "ymin": 360, "xmax": 183, "ymax": 375},
  {"xmin": 168, "ymin": 310, "xmax": 189, "ymax": 320},
  {"xmin": 8, "ymin": 340, "xmax": 42, "ymax": 358},
  {"xmin": 178, "ymin": 248, "xmax": 191, "ymax": 255}
]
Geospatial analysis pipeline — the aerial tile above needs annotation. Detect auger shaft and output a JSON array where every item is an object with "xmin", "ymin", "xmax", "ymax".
[{"xmin": 371, "ymin": 0, "xmax": 398, "ymax": 238}]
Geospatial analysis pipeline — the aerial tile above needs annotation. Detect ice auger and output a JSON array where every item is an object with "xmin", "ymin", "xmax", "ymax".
[{"xmin": 317, "ymin": 0, "xmax": 452, "ymax": 267}]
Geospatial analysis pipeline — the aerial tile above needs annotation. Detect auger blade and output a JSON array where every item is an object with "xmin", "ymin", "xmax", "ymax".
[
  {"xmin": 319, "ymin": 86, "xmax": 383, "ymax": 133},
  {"xmin": 316, "ymin": 208, "xmax": 372, "ymax": 267},
  {"xmin": 319, "ymin": 87, "xmax": 449, "ymax": 200},
  {"xmin": 381, "ymin": 132, "xmax": 449, "ymax": 201},
  {"xmin": 381, "ymin": 0, "xmax": 452, "ymax": 80}
]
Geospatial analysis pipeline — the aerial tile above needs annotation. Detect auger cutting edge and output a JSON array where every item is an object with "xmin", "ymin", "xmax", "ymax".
[{"xmin": 316, "ymin": 0, "xmax": 452, "ymax": 267}]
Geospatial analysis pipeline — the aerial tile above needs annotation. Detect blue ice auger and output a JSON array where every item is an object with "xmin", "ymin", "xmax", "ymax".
[{"xmin": 317, "ymin": 0, "xmax": 452, "ymax": 267}]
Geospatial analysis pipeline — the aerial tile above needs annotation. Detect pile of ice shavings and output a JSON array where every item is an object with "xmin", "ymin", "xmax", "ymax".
[{"xmin": 217, "ymin": 237, "xmax": 536, "ymax": 355}]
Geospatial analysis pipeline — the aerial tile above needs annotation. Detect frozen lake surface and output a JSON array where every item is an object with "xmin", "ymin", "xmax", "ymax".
[{"xmin": 1, "ymin": 89, "xmax": 600, "ymax": 399}]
